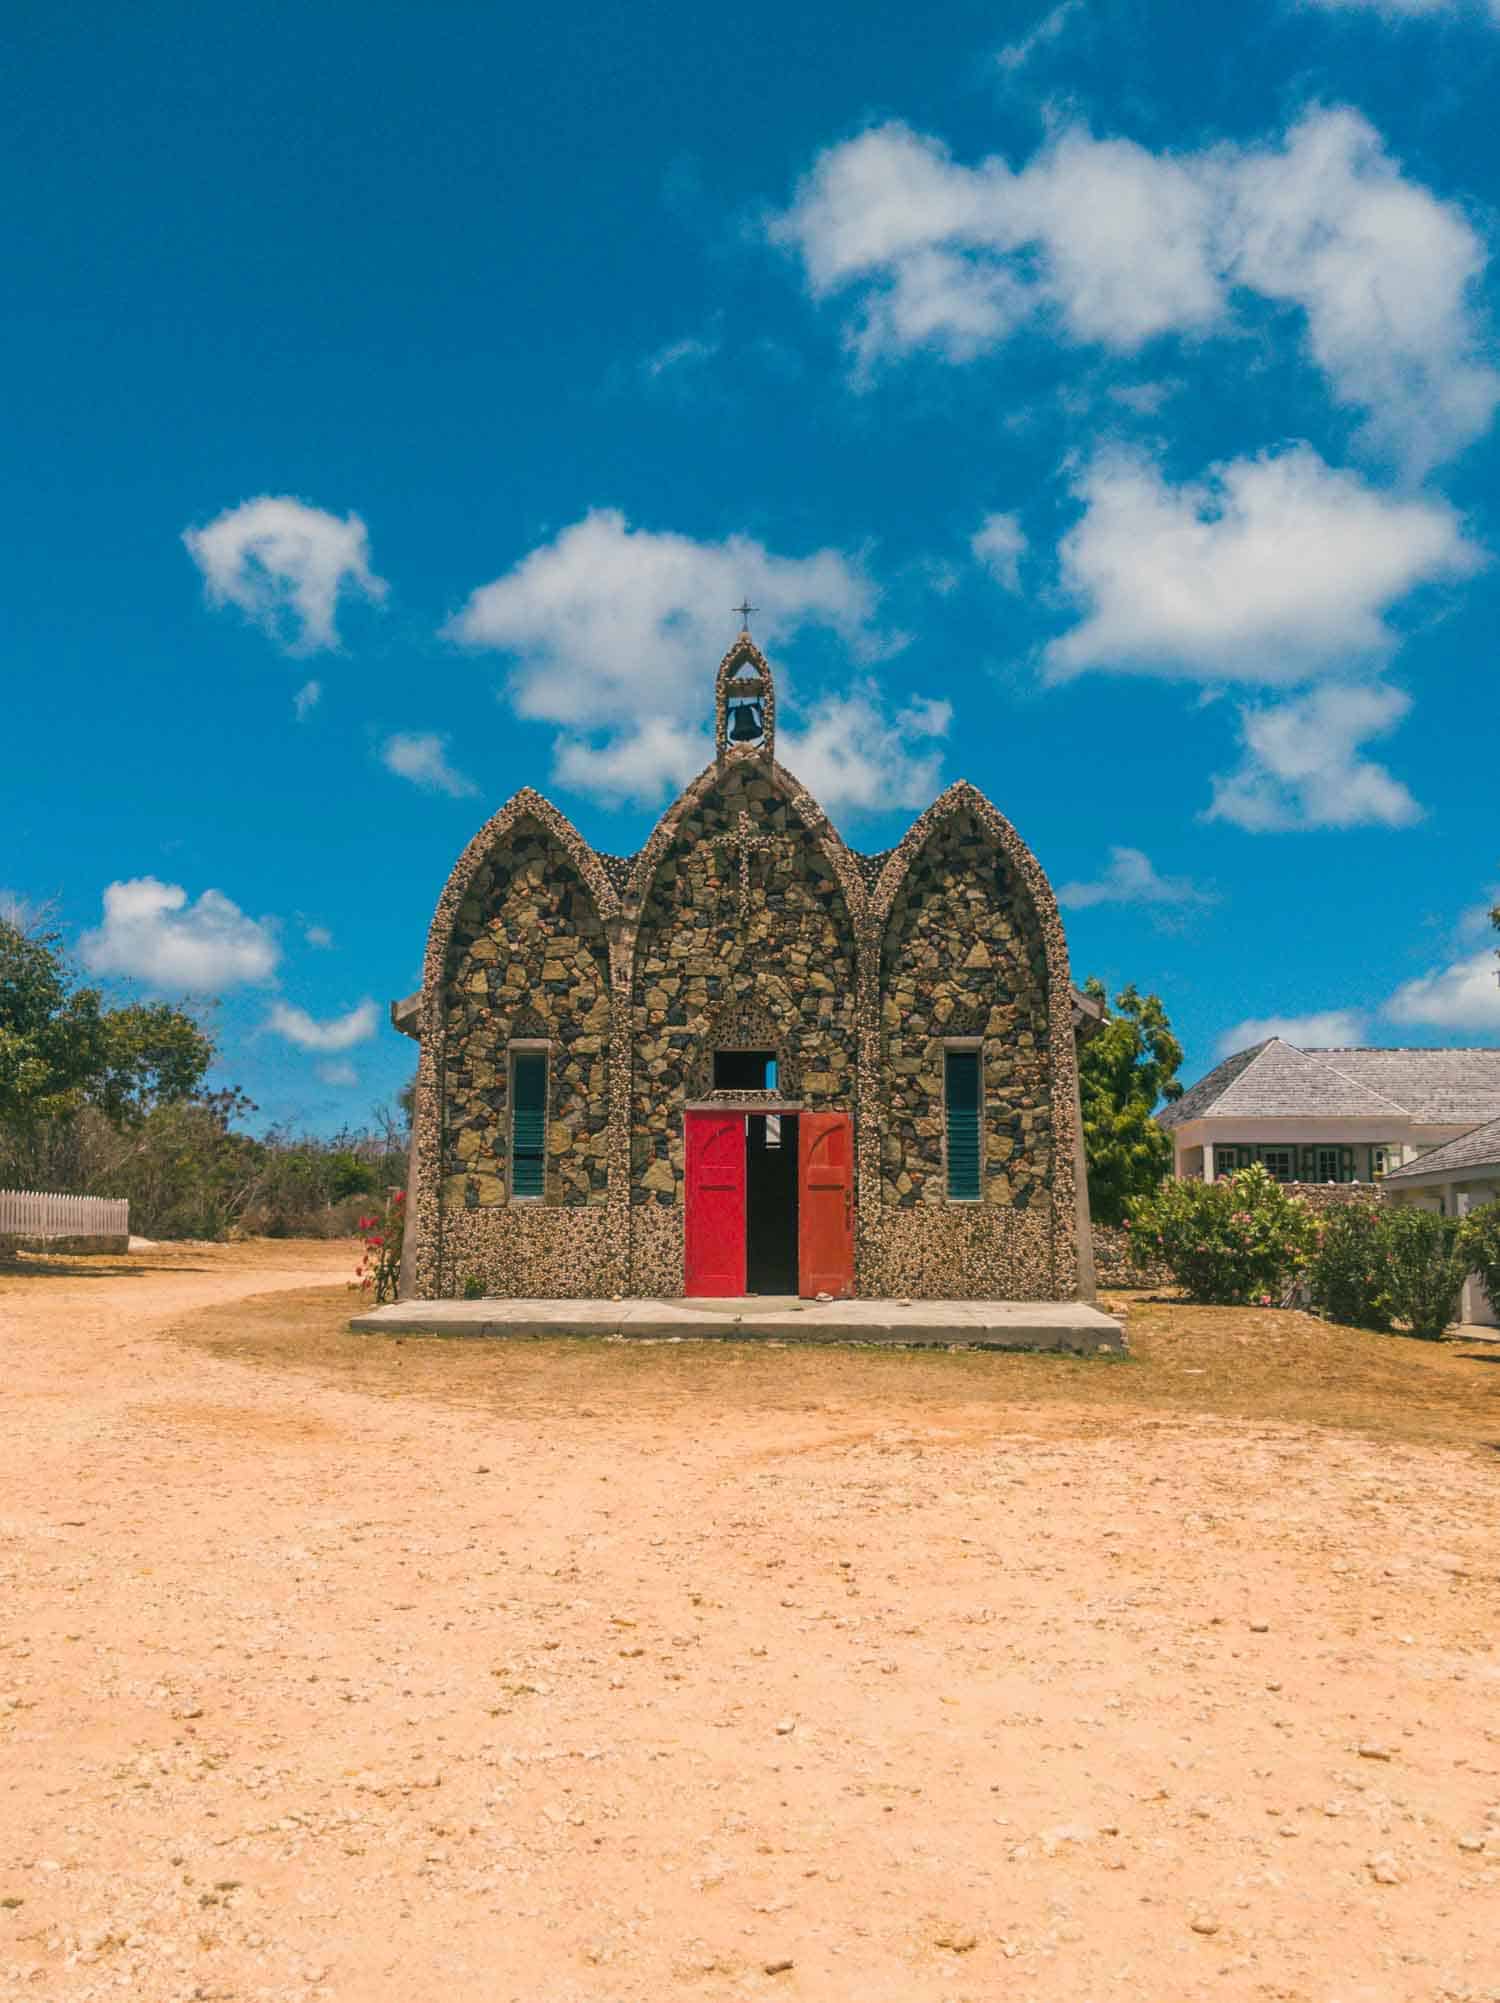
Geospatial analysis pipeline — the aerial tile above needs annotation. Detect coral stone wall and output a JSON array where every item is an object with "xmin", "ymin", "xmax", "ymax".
[
  {"xmin": 441, "ymin": 820, "xmax": 611, "ymax": 1213},
  {"xmin": 408, "ymin": 763, "xmax": 1090, "ymax": 1304},
  {"xmin": 630, "ymin": 766, "xmax": 859, "ymax": 1197},
  {"xmin": 625, "ymin": 764, "xmax": 861, "ymax": 1297},
  {"xmin": 879, "ymin": 807, "xmax": 1052, "ymax": 1210}
]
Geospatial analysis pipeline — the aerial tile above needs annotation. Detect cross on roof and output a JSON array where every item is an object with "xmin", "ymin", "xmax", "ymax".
[
  {"xmin": 733, "ymin": 598, "xmax": 757, "ymax": 629},
  {"xmin": 708, "ymin": 810, "xmax": 792, "ymax": 917}
]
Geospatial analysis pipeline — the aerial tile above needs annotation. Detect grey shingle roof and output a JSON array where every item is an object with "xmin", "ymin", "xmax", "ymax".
[
  {"xmin": 1381, "ymin": 1112, "xmax": 1500, "ymax": 1182},
  {"xmin": 1158, "ymin": 1041, "xmax": 1270, "ymax": 1127},
  {"xmin": 1301, "ymin": 1048, "xmax": 1500, "ymax": 1125},
  {"xmin": 1161, "ymin": 1039, "xmax": 1500, "ymax": 1129}
]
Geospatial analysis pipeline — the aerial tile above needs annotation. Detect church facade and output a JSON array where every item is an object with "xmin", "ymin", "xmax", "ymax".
[{"xmin": 393, "ymin": 632, "xmax": 1096, "ymax": 1304}]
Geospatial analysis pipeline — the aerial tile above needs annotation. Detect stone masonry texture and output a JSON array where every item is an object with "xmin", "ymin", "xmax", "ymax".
[{"xmin": 402, "ymin": 636, "xmax": 1093, "ymax": 1304}]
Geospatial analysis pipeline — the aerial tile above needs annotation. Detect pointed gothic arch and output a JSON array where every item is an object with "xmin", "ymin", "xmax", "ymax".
[
  {"xmin": 714, "ymin": 629, "xmax": 777, "ymax": 765},
  {"xmin": 420, "ymin": 786, "xmax": 619, "ymax": 1011},
  {"xmin": 870, "ymin": 780, "xmax": 1060, "ymax": 950},
  {"xmin": 622, "ymin": 756, "xmax": 866, "ymax": 935},
  {"xmin": 406, "ymin": 788, "xmax": 621, "ymax": 1299},
  {"xmin": 868, "ymin": 779, "xmax": 1083, "ymax": 1285}
]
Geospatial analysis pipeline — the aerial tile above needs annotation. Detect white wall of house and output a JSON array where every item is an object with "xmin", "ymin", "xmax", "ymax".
[
  {"xmin": 1386, "ymin": 1174, "xmax": 1500, "ymax": 1328},
  {"xmin": 1168, "ymin": 1116, "xmax": 1480, "ymax": 1184}
]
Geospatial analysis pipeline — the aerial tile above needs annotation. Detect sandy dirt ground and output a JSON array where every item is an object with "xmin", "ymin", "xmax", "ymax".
[{"xmin": 2, "ymin": 1244, "xmax": 1498, "ymax": 2003}]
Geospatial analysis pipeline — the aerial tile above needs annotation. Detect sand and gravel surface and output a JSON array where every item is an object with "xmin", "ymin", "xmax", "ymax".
[{"xmin": 2, "ymin": 1241, "xmax": 1498, "ymax": 2003}]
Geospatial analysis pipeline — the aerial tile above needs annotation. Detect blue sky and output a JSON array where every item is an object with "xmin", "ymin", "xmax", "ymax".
[{"xmin": 6, "ymin": 0, "xmax": 1500, "ymax": 1131}]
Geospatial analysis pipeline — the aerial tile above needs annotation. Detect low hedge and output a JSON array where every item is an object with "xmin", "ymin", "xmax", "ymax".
[
  {"xmin": 1308, "ymin": 1197, "xmax": 1498, "ymax": 1340},
  {"xmin": 1127, "ymin": 1163, "xmax": 1318, "ymax": 1305}
]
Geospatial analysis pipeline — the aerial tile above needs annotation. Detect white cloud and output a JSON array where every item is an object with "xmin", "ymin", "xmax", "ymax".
[
  {"xmin": 971, "ymin": 512, "xmax": 1027, "ymax": 592},
  {"xmin": 303, "ymin": 922, "xmax": 334, "ymax": 949},
  {"xmin": 79, "ymin": 878, "xmax": 279, "ymax": 990},
  {"xmin": 996, "ymin": 0, "xmax": 1082, "ymax": 71},
  {"xmin": 551, "ymin": 718, "xmax": 710, "ymax": 809},
  {"xmin": 1215, "ymin": 1009, "xmax": 1368, "ymax": 1056},
  {"xmin": 1047, "ymin": 444, "xmax": 1479, "ymax": 683},
  {"xmin": 1303, "ymin": 0, "xmax": 1466, "ymax": 16},
  {"xmin": 770, "ymin": 107, "xmax": 1500, "ymax": 465},
  {"xmin": 777, "ymin": 691, "xmax": 951, "ymax": 814},
  {"xmin": 293, "ymin": 679, "xmax": 322, "ymax": 720},
  {"xmin": 381, "ymin": 732, "xmax": 478, "ymax": 799},
  {"xmin": 1056, "ymin": 846, "xmax": 1214, "ymax": 909},
  {"xmin": 1385, "ymin": 948, "xmax": 1500, "ymax": 1030},
  {"xmin": 1456, "ymin": 887, "xmax": 1500, "ymax": 943},
  {"xmin": 267, "ymin": 998, "xmax": 379, "ymax": 1052},
  {"xmin": 1206, "ymin": 682, "xmax": 1423, "ymax": 830},
  {"xmin": 0, "ymin": 889, "xmax": 47, "ymax": 931},
  {"xmin": 1107, "ymin": 378, "xmax": 1180, "ymax": 415},
  {"xmin": 1221, "ymin": 108, "xmax": 1500, "ymax": 468},
  {"xmin": 183, "ymin": 496, "xmax": 386, "ymax": 653},
  {"xmin": 316, "ymin": 1060, "xmax": 359, "ymax": 1088},
  {"xmin": 449, "ymin": 508, "xmax": 887, "ymax": 808},
  {"xmin": 643, "ymin": 334, "xmax": 719, "ymax": 380}
]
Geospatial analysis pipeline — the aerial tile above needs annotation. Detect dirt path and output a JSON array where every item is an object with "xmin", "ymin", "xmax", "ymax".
[{"xmin": 2, "ymin": 1247, "xmax": 1498, "ymax": 2003}]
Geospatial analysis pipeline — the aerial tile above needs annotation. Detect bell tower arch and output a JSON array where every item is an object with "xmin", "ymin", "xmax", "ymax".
[{"xmin": 714, "ymin": 625, "xmax": 775, "ymax": 765}]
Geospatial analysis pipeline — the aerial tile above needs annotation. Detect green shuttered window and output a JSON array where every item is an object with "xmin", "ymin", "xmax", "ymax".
[
  {"xmin": 511, "ymin": 1049, "xmax": 547, "ymax": 1199},
  {"xmin": 945, "ymin": 1049, "xmax": 982, "ymax": 1202}
]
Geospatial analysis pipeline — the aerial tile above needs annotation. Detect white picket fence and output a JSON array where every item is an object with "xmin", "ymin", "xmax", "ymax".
[{"xmin": 0, "ymin": 1189, "xmax": 129, "ymax": 1240}]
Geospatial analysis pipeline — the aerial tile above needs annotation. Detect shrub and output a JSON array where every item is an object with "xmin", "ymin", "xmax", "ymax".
[
  {"xmin": 1382, "ymin": 1206, "xmax": 1468, "ymax": 1341},
  {"xmin": 1459, "ymin": 1199, "xmax": 1500, "ymax": 1317},
  {"xmin": 1127, "ymin": 1162, "xmax": 1319, "ymax": 1304},
  {"xmin": 1307, "ymin": 1201, "xmax": 1394, "ymax": 1331},
  {"xmin": 352, "ymin": 1192, "xmax": 405, "ymax": 1305}
]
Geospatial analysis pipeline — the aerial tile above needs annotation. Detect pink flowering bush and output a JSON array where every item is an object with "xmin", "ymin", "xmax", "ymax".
[
  {"xmin": 1307, "ymin": 1200, "xmax": 1394, "ymax": 1332},
  {"xmin": 1382, "ymin": 1206, "xmax": 1468, "ymax": 1341},
  {"xmin": 352, "ymin": 1190, "xmax": 405, "ymax": 1304},
  {"xmin": 1127, "ymin": 1163, "xmax": 1318, "ymax": 1304},
  {"xmin": 1312, "ymin": 1199, "xmax": 1493, "ymax": 1339}
]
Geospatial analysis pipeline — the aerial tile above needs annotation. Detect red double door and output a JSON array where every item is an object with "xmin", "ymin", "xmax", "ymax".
[{"xmin": 683, "ymin": 1110, "xmax": 854, "ymax": 1299}]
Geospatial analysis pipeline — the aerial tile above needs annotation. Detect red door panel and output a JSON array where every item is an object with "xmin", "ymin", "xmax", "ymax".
[
  {"xmin": 799, "ymin": 1112, "xmax": 855, "ymax": 1299},
  {"xmin": 684, "ymin": 1112, "xmax": 746, "ymax": 1297}
]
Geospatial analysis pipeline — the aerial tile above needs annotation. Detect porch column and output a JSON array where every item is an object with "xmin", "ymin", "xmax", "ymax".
[{"xmin": 1204, "ymin": 1143, "xmax": 1215, "ymax": 1184}]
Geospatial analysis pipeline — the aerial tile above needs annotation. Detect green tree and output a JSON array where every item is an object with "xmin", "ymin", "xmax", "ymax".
[
  {"xmin": 1078, "ymin": 977, "xmax": 1184, "ymax": 1227},
  {"xmin": 95, "ymin": 1000, "xmax": 215, "ymax": 1123},
  {"xmin": 0, "ymin": 916, "xmax": 213, "ymax": 1154},
  {"xmin": 1, "ymin": 918, "xmax": 108, "ymax": 1133}
]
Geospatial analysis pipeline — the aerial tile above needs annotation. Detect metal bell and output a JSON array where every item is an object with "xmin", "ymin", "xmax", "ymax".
[{"xmin": 728, "ymin": 701, "xmax": 763, "ymax": 743}]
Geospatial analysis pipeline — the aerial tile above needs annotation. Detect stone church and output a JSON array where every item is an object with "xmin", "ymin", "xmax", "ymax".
[{"xmin": 392, "ymin": 629, "xmax": 1097, "ymax": 1304}]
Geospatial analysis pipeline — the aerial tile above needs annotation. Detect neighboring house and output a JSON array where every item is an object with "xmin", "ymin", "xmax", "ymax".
[
  {"xmin": 1159, "ymin": 1040, "xmax": 1500, "ymax": 1187},
  {"xmin": 1382, "ymin": 1114, "xmax": 1500, "ymax": 1327}
]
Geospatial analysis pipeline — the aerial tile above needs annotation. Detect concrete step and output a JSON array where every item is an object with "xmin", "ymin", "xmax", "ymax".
[{"xmin": 348, "ymin": 1296, "xmax": 1125, "ymax": 1353}]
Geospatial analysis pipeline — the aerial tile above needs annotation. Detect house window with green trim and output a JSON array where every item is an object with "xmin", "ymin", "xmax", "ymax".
[
  {"xmin": 944, "ymin": 1046, "xmax": 982, "ymax": 1202},
  {"xmin": 510, "ymin": 1046, "xmax": 548, "ymax": 1200}
]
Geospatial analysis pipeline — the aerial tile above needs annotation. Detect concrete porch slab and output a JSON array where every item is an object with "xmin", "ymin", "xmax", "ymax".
[{"xmin": 348, "ymin": 1295, "xmax": 1125, "ymax": 1354}]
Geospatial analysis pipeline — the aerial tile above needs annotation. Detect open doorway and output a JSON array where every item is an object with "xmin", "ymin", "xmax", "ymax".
[{"xmin": 746, "ymin": 1112, "xmax": 798, "ymax": 1294}]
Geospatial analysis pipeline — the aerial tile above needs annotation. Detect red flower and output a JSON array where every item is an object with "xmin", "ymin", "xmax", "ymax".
[{"xmin": 369, "ymin": 1234, "xmax": 384, "ymax": 1247}]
